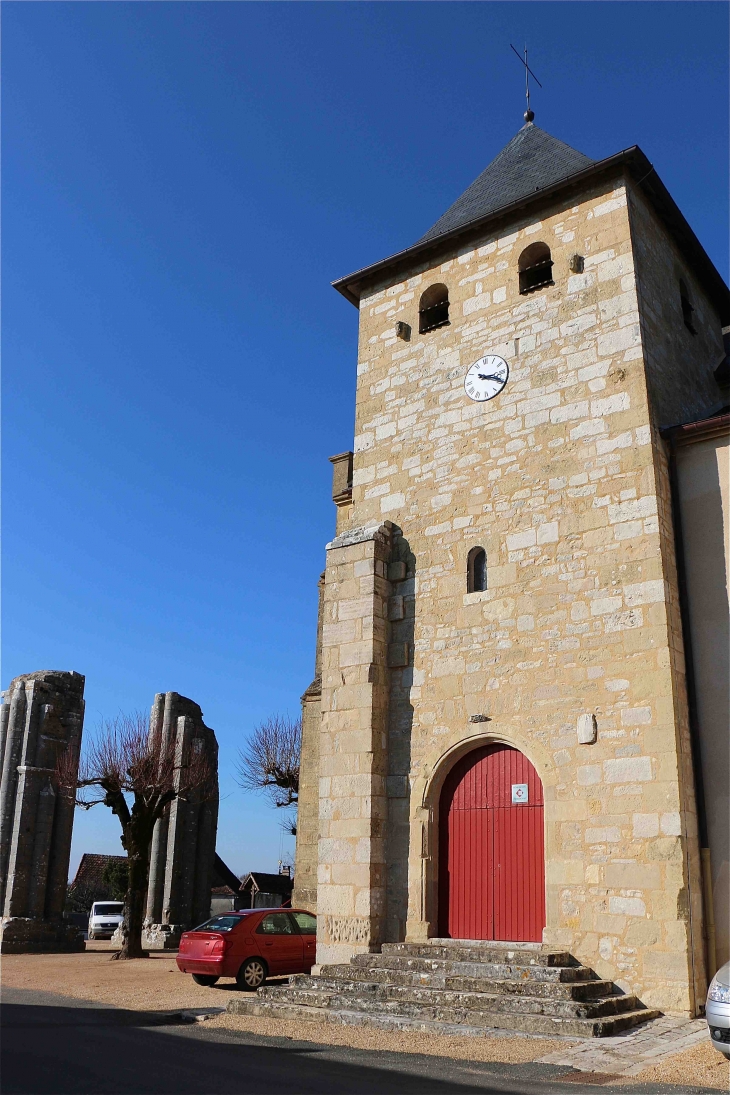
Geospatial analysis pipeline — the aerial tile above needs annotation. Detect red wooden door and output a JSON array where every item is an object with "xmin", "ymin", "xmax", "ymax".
[{"xmin": 438, "ymin": 745, "xmax": 545, "ymax": 942}]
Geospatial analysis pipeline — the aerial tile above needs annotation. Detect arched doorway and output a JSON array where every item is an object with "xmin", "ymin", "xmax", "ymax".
[{"xmin": 438, "ymin": 744, "xmax": 545, "ymax": 941}]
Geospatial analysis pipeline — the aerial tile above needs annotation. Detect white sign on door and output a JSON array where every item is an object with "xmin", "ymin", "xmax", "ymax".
[{"xmin": 511, "ymin": 783, "xmax": 529, "ymax": 804}]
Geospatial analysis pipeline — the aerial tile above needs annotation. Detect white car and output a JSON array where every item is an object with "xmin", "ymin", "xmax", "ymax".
[
  {"xmin": 706, "ymin": 960, "xmax": 730, "ymax": 1059},
  {"xmin": 87, "ymin": 901, "xmax": 124, "ymax": 940}
]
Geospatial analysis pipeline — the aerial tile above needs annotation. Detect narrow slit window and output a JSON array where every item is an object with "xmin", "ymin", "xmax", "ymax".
[
  {"xmin": 419, "ymin": 284, "xmax": 450, "ymax": 334},
  {"xmin": 467, "ymin": 548, "xmax": 487, "ymax": 593},
  {"xmin": 679, "ymin": 279, "xmax": 696, "ymax": 335},
  {"xmin": 518, "ymin": 242, "xmax": 554, "ymax": 295}
]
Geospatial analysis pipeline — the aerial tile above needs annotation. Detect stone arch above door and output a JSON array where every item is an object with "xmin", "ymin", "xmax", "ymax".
[
  {"xmin": 405, "ymin": 728, "xmax": 555, "ymax": 943},
  {"xmin": 438, "ymin": 743, "xmax": 545, "ymax": 941}
]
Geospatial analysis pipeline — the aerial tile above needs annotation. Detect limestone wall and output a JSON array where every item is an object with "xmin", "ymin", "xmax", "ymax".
[
  {"xmin": 293, "ymin": 574, "xmax": 326, "ymax": 913},
  {"xmin": 293, "ymin": 685, "xmax": 321, "ymax": 912},
  {"xmin": 317, "ymin": 176, "xmax": 722, "ymax": 1013},
  {"xmin": 674, "ymin": 432, "xmax": 730, "ymax": 970},
  {"xmin": 628, "ymin": 186, "xmax": 724, "ymax": 428}
]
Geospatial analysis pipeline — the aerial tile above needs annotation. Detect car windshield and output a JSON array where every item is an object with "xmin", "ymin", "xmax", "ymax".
[
  {"xmin": 192, "ymin": 915, "xmax": 247, "ymax": 933},
  {"xmin": 92, "ymin": 904, "xmax": 123, "ymax": 916}
]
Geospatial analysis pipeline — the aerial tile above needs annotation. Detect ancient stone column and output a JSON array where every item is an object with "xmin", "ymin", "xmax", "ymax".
[
  {"xmin": 144, "ymin": 692, "xmax": 179, "ymax": 925},
  {"xmin": 190, "ymin": 780, "xmax": 219, "ymax": 928},
  {"xmin": 141, "ymin": 693, "xmax": 219, "ymax": 949},
  {"xmin": 316, "ymin": 522, "xmax": 392, "ymax": 966},
  {"xmin": 0, "ymin": 671, "xmax": 85, "ymax": 953}
]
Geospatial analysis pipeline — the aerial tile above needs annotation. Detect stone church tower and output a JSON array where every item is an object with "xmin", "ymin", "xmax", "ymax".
[{"xmin": 293, "ymin": 117, "xmax": 729, "ymax": 1016}]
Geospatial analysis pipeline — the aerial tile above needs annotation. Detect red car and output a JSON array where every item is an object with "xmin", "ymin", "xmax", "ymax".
[{"xmin": 176, "ymin": 908, "xmax": 316, "ymax": 990}]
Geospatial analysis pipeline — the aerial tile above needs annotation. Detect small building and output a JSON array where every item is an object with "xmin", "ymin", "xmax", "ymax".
[
  {"xmin": 239, "ymin": 872, "xmax": 294, "ymax": 909},
  {"xmin": 210, "ymin": 885, "xmax": 240, "ymax": 916},
  {"xmin": 69, "ymin": 854, "xmax": 128, "ymax": 901},
  {"xmin": 66, "ymin": 853, "xmax": 128, "ymax": 929},
  {"xmin": 209, "ymin": 854, "xmax": 247, "ymax": 916}
]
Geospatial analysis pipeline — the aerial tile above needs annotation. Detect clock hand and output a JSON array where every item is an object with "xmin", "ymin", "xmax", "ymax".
[{"xmin": 477, "ymin": 373, "xmax": 506, "ymax": 382}]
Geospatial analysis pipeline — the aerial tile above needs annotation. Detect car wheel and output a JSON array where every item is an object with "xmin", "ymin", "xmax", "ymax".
[
  {"xmin": 87, "ymin": 932, "xmax": 95, "ymax": 940},
  {"xmin": 237, "ymin": 957, "xmax": 267, "ymax": 991},
  {"xmin": 192, "ymin": 974, "xmax": 220, "ymax": 987}
]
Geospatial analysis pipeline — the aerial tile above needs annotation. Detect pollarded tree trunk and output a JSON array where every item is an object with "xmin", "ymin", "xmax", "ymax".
[
  {"xmin": 114, "ymin": 839, "xmax": 150, "ymax": 959},
  {"xmin": 107, "ymin": 790, "xmax": 163, "ymax": 960}
]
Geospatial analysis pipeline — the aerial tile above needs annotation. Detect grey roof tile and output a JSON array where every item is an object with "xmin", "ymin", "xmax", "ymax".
[
  {"xmin": 416, "ymin": 123, "xmax": 595, "ymax": 245},
  {"xmin": 241, "ymin": 871, "xmax": 294, "ymax": 896}
]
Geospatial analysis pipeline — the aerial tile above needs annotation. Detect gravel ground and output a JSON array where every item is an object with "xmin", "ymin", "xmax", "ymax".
[
  {"xmin": 1, "ymin": 943, "xmax": 241, "ymax": 1012},
  {"xmin": 204, "ymin": 1012, "xmax": 570, "ymax": 1065},
  {"xmin": 3, "ymin": 944, "xmax": 729, "ymax": 1090}
]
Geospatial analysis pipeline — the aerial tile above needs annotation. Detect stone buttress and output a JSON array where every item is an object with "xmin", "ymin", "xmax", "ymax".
[{"xmin": 316, "ymin": 523, "xmax": 392, "ymax": 965}]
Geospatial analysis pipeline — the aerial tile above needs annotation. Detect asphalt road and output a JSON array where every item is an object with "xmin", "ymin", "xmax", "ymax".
[{"xmin": 0, "ymin": 987, "xmax": 717, "ymax": 1095}]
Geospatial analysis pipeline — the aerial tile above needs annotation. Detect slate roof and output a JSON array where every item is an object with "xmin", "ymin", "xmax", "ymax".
[
  {"xmin": 241, "ymin": 871, "xmax": 294, "ymax": 897},
  {"xmin": 332, "ymin": 128, "xmax": 729, "ymax": 323},
  {"xmin": 416, "ymin": 122, "xmax": 594, "ymax": 246},
  {"xmin": 212, "ymin": 853, "xmax": 243, "ymax": 893}
]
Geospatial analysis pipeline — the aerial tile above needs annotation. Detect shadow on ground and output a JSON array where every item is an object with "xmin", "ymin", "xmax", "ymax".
[{"xmin": 0, "ymin": 989, "xmax": 720, "ymax": 1095}]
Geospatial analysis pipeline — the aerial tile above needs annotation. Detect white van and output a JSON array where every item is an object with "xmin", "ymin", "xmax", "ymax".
[{"xmin": 88, "ymin": 901, "xmax": 124, "ymax": 940}]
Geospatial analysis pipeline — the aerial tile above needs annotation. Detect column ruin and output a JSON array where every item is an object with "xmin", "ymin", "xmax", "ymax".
[
  {"xmin": 142, "ymin": 692, "xmax": 219, "ymax": 949},
  {"xmin": 0, "ymin": 670, "xmax": 86, "ymax": 953}
]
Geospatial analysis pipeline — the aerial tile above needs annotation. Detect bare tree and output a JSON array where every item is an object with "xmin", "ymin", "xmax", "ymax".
[
  {"xmin": 237, "ymin": 715, "xmax": 300, "ymax": 833},
  {"xmin": 58, "ymin": 712, "xmax": 213, "ymax": 960}
]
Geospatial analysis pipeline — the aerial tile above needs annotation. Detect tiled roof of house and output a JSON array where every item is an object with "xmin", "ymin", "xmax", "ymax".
[
  {"xmin": 416, "ymin": 122, "xmax": 594, "ymax": 246},
  {"xmin": 69, "ymin": 853, "xmax": 127, "ymax": 892}
]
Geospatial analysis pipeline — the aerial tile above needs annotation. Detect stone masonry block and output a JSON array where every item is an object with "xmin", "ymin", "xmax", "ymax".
[
  {"xmin": 388, "ymin": 596, "xmax": 405, "ymax": 621},
  {"xmin": 387, "ymin": 561, "xmax": 407, "ymax": 581},
  {"xmin": 605, "ymin": 862, "xmax": 661, "ymax": 889},
  {"xmin": 387, "ymin": 643, "xmax": 409, "ymax": 668}
]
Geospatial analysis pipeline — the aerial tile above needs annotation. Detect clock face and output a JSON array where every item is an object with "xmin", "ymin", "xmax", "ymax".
[{"xmin": 464, "ymin": 355, "xmax": 509, "ymax": 402}]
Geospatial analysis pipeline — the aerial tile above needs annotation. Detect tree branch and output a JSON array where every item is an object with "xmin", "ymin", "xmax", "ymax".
[{"xmin": 237, "ymin": 715, "xmax": 300, "ymax": 810}]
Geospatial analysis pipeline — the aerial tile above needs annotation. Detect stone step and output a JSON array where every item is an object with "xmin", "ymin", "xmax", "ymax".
[
  {"xmin": 444, "ymin": 976, "xmax": 614, "ymax": 1001},
  {"xmin": 260, "ymin": 981, "xmax": 641, "ymax": 1021},
  {"xmin": 227, "ymin": 996, "xmax": 662, "ymax": 1039},
  {"xmin": 344, "ymin": 955, "xmax": 595, "ymax": 982},
  {"xmin": 228, "ymin": 940, "xmax": 660, "ymax": 1040},
  {"xmin": 292, "ymin": 973, "xmax": 617, "ymax": 1003},
  {"xmin": 381, "ymin": 941, "xmax": 574, "ymax": 967}
]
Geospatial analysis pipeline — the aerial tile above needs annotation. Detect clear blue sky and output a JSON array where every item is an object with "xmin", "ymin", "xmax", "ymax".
[{"xmin": 3, "ymin": 2, "xmax": 728, "ymax": 879}]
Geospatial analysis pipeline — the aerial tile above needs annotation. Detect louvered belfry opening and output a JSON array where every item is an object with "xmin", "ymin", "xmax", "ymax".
[
  {"xmin": 419, "ymin": 283, "xmax": 450, "ymax": 333},
  {"xmin": 438, "ymin": 744, "xmax": 546, "ymax": 942},
  {"xmin": 518, "ymin": 242, "xmax": 554, "ymax": 295}
]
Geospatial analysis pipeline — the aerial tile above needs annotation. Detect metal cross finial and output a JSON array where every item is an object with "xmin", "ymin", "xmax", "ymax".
[{"xmin": 510, "ymin": 43, "xmax": 542, "ymax": 123}]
